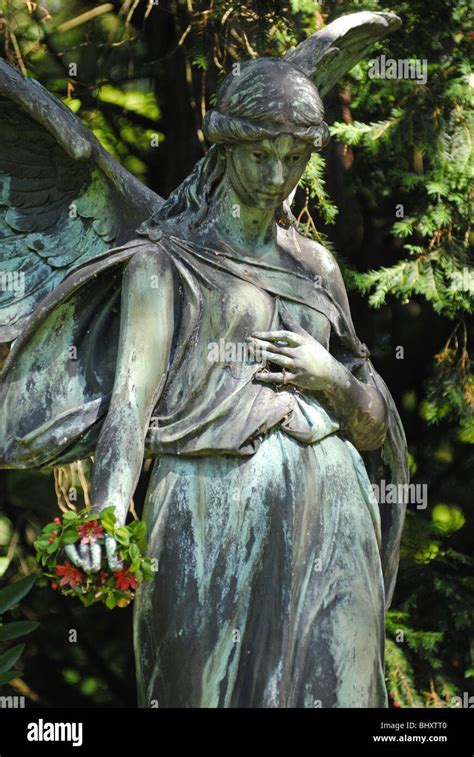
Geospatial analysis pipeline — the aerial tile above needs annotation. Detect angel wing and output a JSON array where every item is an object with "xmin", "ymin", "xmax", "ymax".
[
  {"xmin": 283, "ymin": 11, "xmax": 402, "ymax": 97},
  {"xmin": 0, "ymin": 59, "xmax": 163, "ymax": 342}
]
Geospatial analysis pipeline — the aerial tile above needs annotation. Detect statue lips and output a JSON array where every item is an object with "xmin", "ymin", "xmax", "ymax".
[{"xmin": 256, "ymin": 190, "xmax": 284, "ymax": 206}]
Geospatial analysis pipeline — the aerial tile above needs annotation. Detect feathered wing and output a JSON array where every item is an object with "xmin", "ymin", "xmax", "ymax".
[
  {"xmin": 283, "ymin": 11, "xmax": 401, "ymax": 97},
  {"xmin": 0, "ymin": 59, "xmax": 163, "ymax": 342}
]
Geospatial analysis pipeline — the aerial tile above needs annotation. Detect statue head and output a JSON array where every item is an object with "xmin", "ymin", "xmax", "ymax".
[
  {"xmin": 203, "ymin": 58, "xmax": 329, "ymax": 150},
  {"xmin": 142, "ymin": 58, "xmax": 329, "ymax": 232},
  {"xmin": 137, "ymin": 12, "xmax": 401, "ymax": 236},
  {"xmin": 202, "ymin": 59, "xmax": 329, "ymax": 211}
]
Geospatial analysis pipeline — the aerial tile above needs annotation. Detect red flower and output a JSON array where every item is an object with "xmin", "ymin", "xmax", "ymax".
[
  {"xmin": 114, "ymin": 567, "xmax": 138, "ymax": 592},
  {"xmin": 51, "ymin": 581, "xmax": 58, "ymax": 590},
  {"xmin": 55, "ymin": 561, "xmax": 83, "ymax": 588},
  {"xmin": 77, "ymin": 520, "xmax": 105, "ymax": 545},
  {"xmin": 94, "ymin": 571, "xmax": 111, "ymax": 594},
  {"xmin": 53, "ymin": 517, "xmax": 61, "ymax": 525}
]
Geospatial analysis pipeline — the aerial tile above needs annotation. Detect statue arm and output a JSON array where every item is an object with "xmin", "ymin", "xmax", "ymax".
[
  {"xmin": 90, "ymin": 247, "xmax": 174, "ymax": 526},
  {"xmin": 311, "ymin": 353, "xmax": 389, "ymax": 451},
  {"xmin": 316, "ymin": 254, "xmax": 390, "ymax": 451},
  {"xmin": 295, "ymin": 242, "xmax": 390, "ymax": 451},
  {"xmin": 254, "ymin": 311, "xmax": 389, "ymax": 451},
  {"xmin": 254, "ymin": 243, "xmax": 389, "ymax": 451}
]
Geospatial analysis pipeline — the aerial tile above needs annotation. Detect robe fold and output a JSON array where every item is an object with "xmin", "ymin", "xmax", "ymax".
[{"xmin": 0, "ymin": 231, "xmax": 408, "ymax": 707}]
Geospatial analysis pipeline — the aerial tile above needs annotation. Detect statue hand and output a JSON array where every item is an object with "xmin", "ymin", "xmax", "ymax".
[
  {"xmin": 250, "ymin": 320, "xmax": 336, "ymax": 393},
  {"xmin": 65, "ymin": 535, "xmax": 124, "ymax": 573}
]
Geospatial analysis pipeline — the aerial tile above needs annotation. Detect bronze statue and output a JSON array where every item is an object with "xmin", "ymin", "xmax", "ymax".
[{"xmin": 0, "ymin": 11, "xmax": 408, "ymax": 707}]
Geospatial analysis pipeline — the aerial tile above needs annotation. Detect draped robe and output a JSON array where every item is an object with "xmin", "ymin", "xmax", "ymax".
[{"xmin": 0, "ymin": 230, "xmax": 408, "ymax": 707}]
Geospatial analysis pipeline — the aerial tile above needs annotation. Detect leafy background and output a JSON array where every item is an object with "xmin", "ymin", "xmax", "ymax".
[{"xmin": 0, "ymin": 0, "xmax": 472, "ymax": 708}]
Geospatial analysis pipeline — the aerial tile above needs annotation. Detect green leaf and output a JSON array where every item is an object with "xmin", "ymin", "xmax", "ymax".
[
  {"xmin": 0, "ymin": 621, "xmax": 39, "ymax": 642},
  {"xmin": 62, "ymin": 512, "xmax": 79, "ymax": 521},
  {"xmin": 129, "ymin": 521, "xmax": 147, "ymax": 551},
  {"xmin": 0, "ymin": 557, "xmax": 10, "ymax": 578},
  {"xmin": 128, "ymin": 521, "xmax": 146, "ymax": 540},
  {"xmin": 0, "ymin": 643, "xmax": 25, "ymax": 673},
  {"xmin": 42, "ymin": 524, "xmax": 57, "ymax": 534},
  {"xmin": 62, "ymin": 530, "xmax": 80, "ymax": 544},
  {"xmin": 34, "ymin": 538, "xmax": 51, "ymax": 550},
  {"xmin": 114, "ymin": 527, "xmax": 130, "ymax": 546},
  {"xmin": 0, "ymin": 575, "xmax": 37, "ymax": 615},
  {"xmin": 78, "ymin": 592, "xmax": 97, "ymax": 608},
  {"xmin": 99, "ymin": 507, "xmax": 116, "ymax": 531},
  {"xmin": 0, "ymin": 670, "xmax": 22, "ymax": 685},
  {"xmin": 105, "ymin": 593, "xmax": 116, "ymax": 610},
  {"xmin": 142, "ymin": 561, "xmax": 156, "ymax": 581}
]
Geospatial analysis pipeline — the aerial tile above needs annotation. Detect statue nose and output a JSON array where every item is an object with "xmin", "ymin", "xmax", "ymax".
[{"xmin": 268, "ymin": 160, "xmax": 285, "ymax": 188}]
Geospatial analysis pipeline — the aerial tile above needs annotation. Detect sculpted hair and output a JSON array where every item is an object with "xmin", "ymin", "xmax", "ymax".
[{"xmin": 138, "ymin": 59, "xmax": 329, "ymax": 235}]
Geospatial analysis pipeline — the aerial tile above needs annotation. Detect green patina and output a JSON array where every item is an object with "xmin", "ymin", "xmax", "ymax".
[{"xmin": 0, "ymin": 12, "xmax": 408, "ymax": 708}]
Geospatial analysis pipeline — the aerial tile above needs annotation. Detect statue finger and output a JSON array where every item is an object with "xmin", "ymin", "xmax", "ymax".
[
  {"xmin": 78, "ymin": 543, "xmax": 93, "ymax": 571},
  {"xmin": 259, "ymin": 350, "xmax": 295, "ymax": 369},
  {"xmin": 64, "ymin": 544, "xmax": 84, "ymax": 568},
  {"xmin": 105, "ymin": 535, "xmax": 124, "ymax": 571},
  {"xmin": 254, "ymin": 371, "xmax": 296, "ymax": 384},
  {"xmin": 252, "ymin": 330, "xmax": 303, "ymax": 346},
  {"xmin": 249, "ymin": 337, "xmax": 294, "ymax": 355},
  {"xmin": 89, "ymin": 543, "xmax": 102, "ymax": 572}
]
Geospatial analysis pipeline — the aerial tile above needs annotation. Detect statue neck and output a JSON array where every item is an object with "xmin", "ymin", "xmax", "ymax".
[{"xmin": 205, "ymin": 176, "xmax": 278, "ymax": 255}]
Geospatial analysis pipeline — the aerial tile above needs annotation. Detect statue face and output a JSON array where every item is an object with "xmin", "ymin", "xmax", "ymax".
[{"xmin": 225, "ymin": 134, "xmax": 312, "ymax": 210}]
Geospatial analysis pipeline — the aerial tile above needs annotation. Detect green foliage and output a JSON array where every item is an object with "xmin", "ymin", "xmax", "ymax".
[
  {"xmin": 300, "ymin": 153, "xmax": 339, "ymax": 226},
  {"xmin": 295, "ymin": 0, "xmax": 473, "ymax": 708},
  {"xmin": 319, "ymin": 0, "xmax": 473, "ymax": 441},
  {"xmin": 0, "ymin": 574, "xmax": 36, "ymax": 615},
  {"xmin": 0, "ymin": 575, "xmax": 38, "ymax": 686},
  {"xmin": 383, "ymin": 505, "xmax": 474, "ymax": 707},
  {"xmin": 34, "ymin": 507, "xmax": 155, "ymax": 608}
]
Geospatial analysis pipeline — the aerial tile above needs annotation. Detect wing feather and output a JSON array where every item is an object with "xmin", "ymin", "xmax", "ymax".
[
  {"xmin": 0, "ymin": 60, "xmax": 163, "ymax": 341},
  {"xmin": 283, "ymin": 11, "xmax": 401, "ymax": 97}
]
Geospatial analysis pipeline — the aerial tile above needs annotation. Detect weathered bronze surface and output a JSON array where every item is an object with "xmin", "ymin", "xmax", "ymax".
[{"xmin": 0, "ymin": 12, "xmax": 408, "ymax": 707}]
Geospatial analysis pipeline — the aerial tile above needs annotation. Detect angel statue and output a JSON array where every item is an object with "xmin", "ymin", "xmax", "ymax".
[{"xmin": 0, "ymin": 11, "xmax": 408, "ymax": 708}]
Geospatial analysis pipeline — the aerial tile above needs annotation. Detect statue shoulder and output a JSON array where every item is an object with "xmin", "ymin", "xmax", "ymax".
[
  {"xmin": 123, "ymin": 237, "xmax": 175, "ymax": 286},
  {"xmin": 279, "ymin": 227, "xmax": 346, "ymax": 292}
]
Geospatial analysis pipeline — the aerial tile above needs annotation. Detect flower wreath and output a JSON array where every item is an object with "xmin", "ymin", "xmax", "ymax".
[{"xmin": 34, "ymin": 507, "xmax": 155, "ymax": 609}]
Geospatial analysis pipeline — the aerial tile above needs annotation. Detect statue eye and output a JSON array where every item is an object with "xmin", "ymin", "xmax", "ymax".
[
  {"xmin": 288, "ymin": 153, "xmax": 303, "ymax": 163},
  {"xmin": 252, "ymin": 151, "xmax": 265, "ymax": 161}
]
